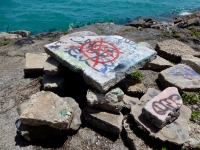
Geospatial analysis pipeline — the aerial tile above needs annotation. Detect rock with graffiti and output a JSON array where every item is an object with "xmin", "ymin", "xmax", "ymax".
[
  {"xmin": 142, "ymin": 87, "xmax": 182, "ymax": 129},
  {"xmin": 44, "ymin": 36, "xmax": 156, "ymax": 93},
  {"xmin": 159, "ymin": 64, "xmax": 200, "ymax": 92}
]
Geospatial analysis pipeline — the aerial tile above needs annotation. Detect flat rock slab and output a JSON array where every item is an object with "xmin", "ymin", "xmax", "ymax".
[
  {"xmin": 83, "ymin": 107, "xmax": 123, "ymax": 135},
  {"xmin": 131, "ymin": 88, "xmax": 190, "ymax": 145},
  {"xmin": 123, "ymin": 94, "xmax": 139, "ymax": 110},
  {"xmin": 86, "ymin": 88, "xmax": 124, "ymax": 113},
  {"xmin": 159, "ymin": 64, "xmax": 200, "ymax": 92},
  {"xmin": 142, "ymin": 55, "xmax": 173, "ymax": 71},
  {"xmin": 24, "ymin": 53, "xmax": 48, "ymax": 73},
  {"xmin": 43, "ymin": 57, "xmax": 62, "ymax": 75},
  {"xmin": 156, "ymin": 39, "xmax": 200, "ymax": 63},
  {"xmin": 59, "ymin": 31, "xmax": 97, "ymax": 41},
  {"xmin": 44, "ymin": 36, "xmax": 156, "ymax": 93},
  {"xmin": 42, "ymin": 74, "xmax": 65, "ymax": 91},
  {"xmin": 181, "ymin": 55, "xmax": 200, "ymax": 74},
  {"xmin": 143, "ymin": 87, "xmax": 182, "ymax": 129},
  {"xmin": 20, "ymin": 91, "xmax": 73, "ymax": 130}
]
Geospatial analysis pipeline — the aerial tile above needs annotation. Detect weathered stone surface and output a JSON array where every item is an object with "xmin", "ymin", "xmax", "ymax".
[
  {"xmin": 156, "ymin": 39, "xmax": 200, "ymax": 63},
  {"xmin": 83, "ymin": 107, "xmax": 123, "ymax": 135},
  {"xmin": 86, "ymin": 88, "xmax": 124, "ymax": 113},
  {"xmin": 142, "ymin": 55, "xmax": 173, "ymax": 71},
  {"xmin": 142, "ymin": 87, "xmax": 182, "ymax": 129},
  {"xmin": 181, "ymin": 55, "xmax": 200, "ymax": 74},
  {"xmin": 42, "ymin": 74, "xmax": 65, "ymax": 91},
  {"xmin": 20, "ymin": 91, "xmax": 73, "ymax": 130},
  {"xmin": 8, "ymin": 30, "xmax": 31, "ymax": 37},
  {"xmin": 118, "ymin": 78, "xmax": 147, "ymax": 97},
  {"xmin": 43, "ymin": 57, "xmax": 62, "ymax": 75},
  {"xmin": 0, "ymin": 32, "xmax": 22, "ymax": 39},
  {"xmin": 131, "ymin": 88, "xmax": 190, "ymax": 145},
  {"xmin": 59, "ymin": 31, "xmax": 97, "ymax": 41},
  {"xmin": 44, "ymin": 36, "xmax": 156, "ymax": 93},
  {"xmin": 123, "ymin": 94, "xmax": 139, "ymax": 110},
  {"xmin": 17, "ymin": 96, "xmax": 81, "ymax": 137},
  {"xmin": 24, "ymin": 53, "xmax": 48, "ymax": 73},
  {"xmin": 158, "ymin": 64, "xmax": 200, "ymax": 92},
  {"xmin": 138, "ymin": 42, "xmax": 154, "ymax": 49}
]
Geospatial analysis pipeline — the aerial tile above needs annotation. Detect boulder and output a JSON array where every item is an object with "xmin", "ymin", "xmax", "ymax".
[
  {"xmin": 24, "ymin": 53, "xmax": 48, "ymax": 74},
  {"xmin": 181, "ymin": 55, "xmax": 200, "ymax": 74},
  {"xmin": 158, "ymin": 64, "xmax": 200, "ymax": 92},
  {"xmin": 142, "ymin": 55, "xmax": 173, "ymax": 71},
  {"xmin": 131, "ymin": 88, "xmax": 190, "ymax": 145},
  {"xmin": 8, "ymin": 30, "xmax": 31, "ymax": 37},
  {"xmin": 44, "ymin": 35, "xmax": 156, "ymax": 93},
  {"xmin": 155, "ymin": 39, "xmax": 200, "ymax": 63},
  {"xmin": 142, "ymin": 87, "xmax": 182, "ymax": 129},
  {"xmin": 0, "ymin": 32, "xmax": 22, "ymax": 40},
  {"xmin": 42, "ymin": 74, "xmax": 65, "ymax": 91},
  {"xmin": 86, "ymin": 88, "xmax": 124, "ymax": 113},
  {"xmin": 43, "ymin": 57, "xmax": 63, "ymax": 75},
  {"xmin": 20, "ymin": 91, "xmax": 73, "ymax": 130},
  {"xmin": 59, "ymin": 31, "xmax": 97, "ymax": 41},
  {"xmin": 123, "ymin": 94, "xmax": 139, "ymax": 110},
  {"xmin": 83, "ymin": 107, "xmax": 123, "ymax": 135}
]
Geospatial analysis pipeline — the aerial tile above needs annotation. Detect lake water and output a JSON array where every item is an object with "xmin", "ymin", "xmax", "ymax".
[{"xmin": 0, "ymin": 0, "xmax": 199, "ymax": 33}]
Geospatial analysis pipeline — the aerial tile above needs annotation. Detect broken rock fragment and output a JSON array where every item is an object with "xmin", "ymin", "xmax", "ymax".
[
  {"xmin": 142, "ymin": 87, "xmax": 182, "ymax": 129},
  {"xmin": 43, "ymin": 57, "xmax": 63, "ymax": 75}
]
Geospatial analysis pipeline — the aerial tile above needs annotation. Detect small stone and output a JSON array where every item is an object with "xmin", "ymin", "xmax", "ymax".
[
  {"xmin": 142, "ymin": 55, "xmax": 173, "ymax": 71},
  {"xmin": 83, "ymin": 107, "xmax": 123, "ymax": 135},
  {"xmin": 43, "ymin": 57, "xmax": 63, "ymax": 75},
  {"xmin": 131, "ymin": 88, "xmax": 190, "ymax": 145},
  {"xmin": 0, "ymin": 32, "xmax": 22, "ymax": 40},
  {"xmin": 42, "ymin": 74, "xmax": 65, "ymax": 91},
  {"xmin": 123, "ymin": 94, "xmax": 139, "ymax": 110},
  {"xmin": 8, "ymin": 30, "xmax": 31, "ymax": 37},
  {"xmin": 181, "ymin": 55, "xmax": 200, "ymax": 74},
  {"xmin": 142, "ymin": 87, "xmax": 182, "ymax": 129},
  {"xmin": 20, "ymin": 91, "xmax": 73, "ymax": 130},
  {"xmin": 24, "ymin": 53, "xmax": 48, "ymax": 74},
  {"xmin": 158, "ymin": 64, "xmax": 200, "ymax": 92},
  {"xmin": 86, "ymin": 88, "xmax": 124, "ymax": 113},
  {"xmin": 156, "ymin": 39, "xmax": 200, "ymax": 63}
]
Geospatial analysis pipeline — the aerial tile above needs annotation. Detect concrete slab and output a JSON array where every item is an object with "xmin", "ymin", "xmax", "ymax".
[{"xmin": 45, "ymin": 36, "xmax": 156, "ymax": 93}]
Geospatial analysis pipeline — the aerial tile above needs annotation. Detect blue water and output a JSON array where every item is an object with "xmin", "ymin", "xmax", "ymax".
[{"xmin": 0, "ymin": 0, "xmax": 199, "ymax": 33}]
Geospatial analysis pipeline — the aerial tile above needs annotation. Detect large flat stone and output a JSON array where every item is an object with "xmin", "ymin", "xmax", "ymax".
[
  {"xmin": 59, "ymin": 31, "xmax": 97, "ymax": 41},
  {"xmin": 43, "ymin": 57, "xmax": 63, "ymax": 75},
  {"xmin": 158, "ymin": 64, "xmax": 200, "ymax": 92},
  {"xmin": 131, "ymin": 88, "xmax": 190, "ymax": 145},
  {"xmin": 20, "ymin": 91, "xmax": 73, "ymax": 130},
  {"xmin": 156, "ymin": 39, "xmax": 200, "ymax": 63},
  {"xmin": 181, "ymin": 55, "xmax": 200, "ymax": 74},
  {"xmin": 24, "ymin": 53, "xmax": 48, "ymax": 73},
  {"xmin": 44, "ymin": 36, "xmax": 156, "ymax": 93},
  {"xmin": 143, "ymin": 87, "xmax": 182, "ymax": 129},
  {"xmin": 123, "ymin": 94, "xmax": 139, "ymax": 110},
  {"xmin": 86, "ymin": 88, "xmax": 124, "ymax": 113},
  {"xmin": 83, "ymin": 107, "xmax": 123, "ymax": 135}
]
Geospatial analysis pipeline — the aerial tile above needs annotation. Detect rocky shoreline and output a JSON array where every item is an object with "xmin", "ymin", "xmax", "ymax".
[{"xmin": 0, "ymin": 11, "xmax": 200, "ymax": 150}]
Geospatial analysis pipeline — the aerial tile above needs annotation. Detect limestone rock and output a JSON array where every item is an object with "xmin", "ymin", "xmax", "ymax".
[
  {"xmin": 59, "ymin": 31, "xmax": 97, "ymax": 41},
  {"xmin": 142, "ymin": 87, "xmax": 182, "ymax": 129},
  {"xmin": 20, "ymin": 91, "xmax": 73, "ymax": 130},
  {"xmin": 156, "ymin": 39, "xmax": 200, "ymax": 63},
  {"xmin": 42, "ymin": 74, "xmax": 65, "ymax": 91},
  {"xmin": 0, "ymin": 32, "xmax": 22, "ymax": 40},
  {"xmin": 181, "ymin": 55, "xmax": 200, "ymax": 74},
  {"xmin": 83, "ymin": 107, "xmax": 123, "ymax": 135},
  {"xmin": 142, "ymin": 55, "xmax": 173, "ymax": 71},
  {"xmin": 24, "ymin": 53, "xmax": 48, "ymax": 73},
  {"xmin": 86, "ymin": 88, "xmax": 124, "ymax": 113},
  {"xmin": 119, "ymin": 78, "xmax": 147, "ymax": 98},
  {"xmin": 43, "ymin": 57, "xmax": 63, "ymax": 75},
  {"xmin": 44, "ymin": 35, "xmax": 157, "ymax": 93},
  {"xmin": 123, "ymin": 94, "xmax": 139, "ymax": 110},
  {"xmin": 158, "ymin": 64, "xmax": 200, "ymax": 92},
  {"xmin": 131, "ymin": 88, "xmax": 190, "ymax": 145},
  {"xmin": 8, "ymin": 30, "xmax": 31, "ymax": 37}
]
